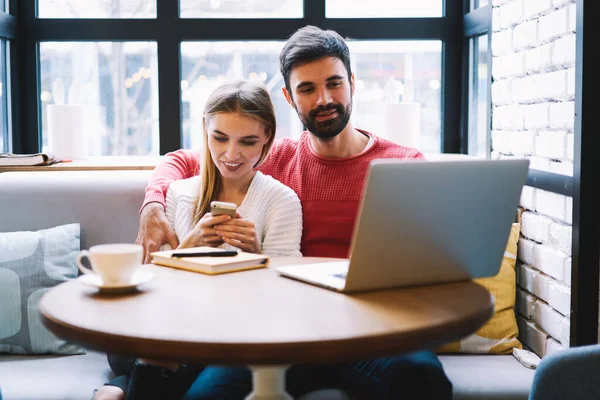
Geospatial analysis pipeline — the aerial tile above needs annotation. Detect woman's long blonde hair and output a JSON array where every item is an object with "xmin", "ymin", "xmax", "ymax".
[{"xmin": 193, "ymin": 80, "xmax": 276, "ymax": 224}]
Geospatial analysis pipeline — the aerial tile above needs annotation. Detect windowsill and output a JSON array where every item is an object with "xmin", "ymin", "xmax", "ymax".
[{"xmin": 0, "ymin": 156, "xmax": 163, "ymax": 172}]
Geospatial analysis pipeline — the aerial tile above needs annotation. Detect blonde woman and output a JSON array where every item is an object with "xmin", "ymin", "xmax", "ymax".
[
  {"xmin": 95, "ymin": 80, "xmax": 302, "ymax": 400},
  {"xmin": 165, "ymin": 80, "xmax": 302, "ymax": 256}
]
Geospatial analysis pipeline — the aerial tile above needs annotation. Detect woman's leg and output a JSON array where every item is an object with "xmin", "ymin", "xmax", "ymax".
[{"xmin": 93, "ymin": 354, "xmax": 136, "ymax": 400}]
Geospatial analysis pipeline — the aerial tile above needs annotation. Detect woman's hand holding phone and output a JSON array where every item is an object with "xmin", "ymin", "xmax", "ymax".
[
  {"xmin": 178, "ymin": 213, "xmax": 232, "ymax": 249},
  {"xmin": 214, "ymin": 213, "xmax": 261, "ymax": 254}
]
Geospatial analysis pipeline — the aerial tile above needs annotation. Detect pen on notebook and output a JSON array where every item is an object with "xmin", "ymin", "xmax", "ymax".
[{"xmin": 171, "ymin": 250, "xmax": 238, "ymax": 258}]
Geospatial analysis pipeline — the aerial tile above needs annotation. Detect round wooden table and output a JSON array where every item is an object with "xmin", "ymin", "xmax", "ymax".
[{"xmin": 40, "ymin": 257, "xmax": 493, "ymax": 400}]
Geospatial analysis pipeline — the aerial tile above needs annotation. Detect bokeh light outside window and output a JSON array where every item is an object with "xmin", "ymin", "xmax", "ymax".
[
  {"xmin": 37, "ymin": 0, "xmax": 156, "ymax": 18},
  {"xmin": 39, "ymin": 42, "xmax": 159, "ymax": 156},
  {"xmin": 180, "ymin": 0, "xmax": 302, "ymax": 18},
  {"xmin": 326, "ymin": 0, "xmax": 442, "ymax": 18},
  {"xmin": 181, "ymin": 40, "xmax": 441, "ymax": 154}
]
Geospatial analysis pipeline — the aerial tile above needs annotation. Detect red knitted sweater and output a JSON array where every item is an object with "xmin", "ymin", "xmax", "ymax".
[{"xmin": 143, "ymin": 131, "xmax": 424, "ymax": 258}]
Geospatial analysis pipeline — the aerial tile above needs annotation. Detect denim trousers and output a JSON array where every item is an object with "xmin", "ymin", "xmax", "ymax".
[{"xmin": 183, "ymin": 350, "xmax": 452, "ymax": 400}]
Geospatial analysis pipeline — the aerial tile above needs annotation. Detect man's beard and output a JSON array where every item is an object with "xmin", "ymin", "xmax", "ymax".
[{"xmin": 297, "ymin": 102, "xmax": 353, "ymax": 140}]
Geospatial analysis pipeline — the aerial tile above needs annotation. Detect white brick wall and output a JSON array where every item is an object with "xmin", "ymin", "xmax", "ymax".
[
  {"xmin": 492, "ymin": 0, "xmax": 576, "ymax": 357},
  {"xmin": 566, "ymin": 67, "xmax": 575, "ymax": 98},
  {"xmin": 567, "ymin": 3, "xmax": 577, "ymax": 32},
  {"xmin": 513, "ymin": 20, "xmax": 537, "ymax": 50},
  {"xmin": 499, "ymin": 0, "xmax": 524, "ymax": 29},
  {"xmin": 523, "ymin": 0, "xmax": 551, "ymax": 19},
  {"xmin": 545, "ymin": 337, "xmax": 566, "ymax": 355},
  {"xmin": 549, "ymin": 101, "xmax": 575, "ymax": 130},
  {"xmin": 523, "ymin": 103, "xmax": 549, "ymax": 129},
  {"xmin": 524, "ymin": 43, "xmax": 552, "ymax": 73},
  {"xmin": 538, "ymin": 7, "xmax": 569, "ymax": 42},
  {"xmin": 552, "ymin": 34, "xmax": 576, "ymax": 67}
]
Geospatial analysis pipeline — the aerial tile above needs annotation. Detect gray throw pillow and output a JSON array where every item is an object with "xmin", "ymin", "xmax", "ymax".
[{"xmin": 0, "ymin": 223, "xmax": 86, "ymax": 355}]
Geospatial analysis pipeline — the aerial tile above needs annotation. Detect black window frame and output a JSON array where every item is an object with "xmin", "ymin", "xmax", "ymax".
[{"xmin": 0, "ymin": 3, "xmax": 15, "ymax": 152}]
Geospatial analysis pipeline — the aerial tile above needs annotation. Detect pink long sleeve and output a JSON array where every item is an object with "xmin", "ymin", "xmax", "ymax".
[{"xmin": 141, "ymin": 149, "xmax": 201, "ymax": 212}]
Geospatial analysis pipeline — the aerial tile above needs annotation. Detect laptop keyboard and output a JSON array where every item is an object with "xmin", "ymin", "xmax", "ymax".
[{"xmin": 332, "ymin": 272, "xmax": 347, "ymax": 279}]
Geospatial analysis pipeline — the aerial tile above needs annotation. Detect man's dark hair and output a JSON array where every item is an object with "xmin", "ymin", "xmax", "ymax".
[{"xmin": 279, "ymin": 25, "xmax": 352, "ymax": 97}]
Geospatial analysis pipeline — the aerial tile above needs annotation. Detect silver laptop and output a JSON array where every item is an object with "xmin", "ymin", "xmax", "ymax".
[{"xmin": 276, "ymin": 158, "xmax": 529, "ymax": 292}]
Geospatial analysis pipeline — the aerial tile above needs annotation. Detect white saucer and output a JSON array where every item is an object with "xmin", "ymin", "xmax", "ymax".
[{"xmin": 77, "ymin": 270, "xmax": 155, "ymax": 293}]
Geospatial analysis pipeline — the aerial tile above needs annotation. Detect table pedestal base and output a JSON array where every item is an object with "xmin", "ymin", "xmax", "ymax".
[{"xmin": 245, "ymin": 365, "xmax": 292, "ymax": 400}]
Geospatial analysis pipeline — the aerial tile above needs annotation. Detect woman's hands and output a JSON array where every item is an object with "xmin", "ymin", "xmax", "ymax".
[
  {"xmin": 178, "ymin": 212, "xmax": 261, "ymax": 254},
  {"xmin": 214, "ymin": 213, "xmax": 261, "ymax": 254},
  {"xmin": 178, "ymin": 213, "xmax": 231, "ymax": 249}
]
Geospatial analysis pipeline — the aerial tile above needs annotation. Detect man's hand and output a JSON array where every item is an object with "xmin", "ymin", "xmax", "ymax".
[{"xmin": 136, "ymin": 202, "xmax": 179, "ymax": 263}]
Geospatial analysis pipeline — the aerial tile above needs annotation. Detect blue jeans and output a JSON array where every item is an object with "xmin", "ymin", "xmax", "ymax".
[{"xmin": 183, "ymin": 351, "xmax": 452, "ymax": 400}]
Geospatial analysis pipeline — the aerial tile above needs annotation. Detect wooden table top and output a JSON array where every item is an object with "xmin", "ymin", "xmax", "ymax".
[{"xmin": 39, "ymin": 257, "xmax": 493, "ymax": 365}]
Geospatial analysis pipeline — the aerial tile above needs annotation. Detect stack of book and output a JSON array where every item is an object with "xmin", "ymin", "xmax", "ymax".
[{"xmin": 0, "ymin": 152, "xmax": 61, "ymax": 167}]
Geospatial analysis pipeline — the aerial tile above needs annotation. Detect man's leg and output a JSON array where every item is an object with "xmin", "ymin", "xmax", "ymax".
[
  {"xmin": 340, "ymin": 351, "xmax": 452, "ymax": 400},
  {"xmin": 183, "ymin": 351, "xmax": 451, "ymax": 400},
  {"xmin": 183, "ymin": 363, "xmax": 342, "ymax": 400},
  {"xmin": 183, "ymin": 366, "xmax": 252, "ymax": 400}
]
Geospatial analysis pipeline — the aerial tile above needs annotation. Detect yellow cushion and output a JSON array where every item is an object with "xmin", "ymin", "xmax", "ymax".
[{"xmin": 437, "ymin": 222, "xmax": 522, "ymax": 354}]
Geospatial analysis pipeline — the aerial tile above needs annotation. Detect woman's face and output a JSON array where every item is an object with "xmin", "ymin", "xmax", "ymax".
[{"xmin": 205, "ymin": 112, "xmax": 270, "ymax": 182}]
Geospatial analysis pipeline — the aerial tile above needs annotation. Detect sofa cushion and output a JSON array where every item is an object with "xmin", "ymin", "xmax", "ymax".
[
  {"xmin": 0, "ymin": 223, "xmax": 86, "ymax": 355},
  {"xmin": 439, "ymin": 354, "xmax": 535, "ymax": 400},
  {"xmin": 0, "ymin": 351, "xmax": 113, "ymax": 400},
  {"xmin": 438, "ymin": 223, "xmax": 522, "ymax": 354}
]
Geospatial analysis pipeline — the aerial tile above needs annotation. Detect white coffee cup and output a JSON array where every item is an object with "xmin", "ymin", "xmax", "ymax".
[{"xmin": 77, "ymin": 243, "xmax": 143, "ymax": 285}]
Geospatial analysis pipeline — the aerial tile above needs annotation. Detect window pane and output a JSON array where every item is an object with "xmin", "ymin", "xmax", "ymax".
[
  {"xmin": 181, "ymin": 42, "xmax": 291, "ymax": 150},
  {"xmin": 348, "ymin": 41, "xmax": 442, "ymax": 153},
  {"xmin": 39, "ymin": 42, "xmax": 159, "ymax": 156},
  {"xmin": 38, "ymin": 0, "xmax": 156, "ymax": 18},
  {"xmin": 469, "ymin": 35, "xmax": 489, "ymax": 158},
  {"xmin": 181, "ymin": 40, "xmax": 441, "ymax": 154},
  {"xmin": 180, "ymin": 0, "xmax": 302, "ymax": 18},
  {"xmin": 0, "ymin": 41, "xmax": 7, "ymax": 152},
  {"xmin": 326, "ymin": 0, "xmax": 442, "ymax": 18}
]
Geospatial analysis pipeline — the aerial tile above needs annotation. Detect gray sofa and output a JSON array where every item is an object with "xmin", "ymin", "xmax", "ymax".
[{"xmin": 0, "ymin": 170, "xmax": 535, "ymax": 400}]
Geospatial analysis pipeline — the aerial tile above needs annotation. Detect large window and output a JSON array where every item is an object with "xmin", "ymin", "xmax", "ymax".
[{"xmin": 12, "ymin": 0, "xmax": 463, "ymax": 156}]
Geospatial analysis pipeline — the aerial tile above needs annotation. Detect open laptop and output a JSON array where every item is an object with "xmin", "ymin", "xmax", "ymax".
[{"xmin": 276, "ymin": 158, "xmax": 529, "ymax": 293}]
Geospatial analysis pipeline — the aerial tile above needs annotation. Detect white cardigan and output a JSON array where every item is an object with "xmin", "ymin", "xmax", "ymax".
[{"xmin": 165, "ymin": 172, "xmax": 303, "ymax": 257}]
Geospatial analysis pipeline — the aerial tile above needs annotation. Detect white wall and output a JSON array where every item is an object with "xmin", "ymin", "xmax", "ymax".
[{"xmin": 491, "ymin": 0, "xmax": 576, "ymax": 358}]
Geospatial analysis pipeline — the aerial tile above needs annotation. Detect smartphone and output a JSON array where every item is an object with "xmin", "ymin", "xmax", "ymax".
[{"xmin": 210, "ymin": 201, "xmax": 237, "ymax": 218}]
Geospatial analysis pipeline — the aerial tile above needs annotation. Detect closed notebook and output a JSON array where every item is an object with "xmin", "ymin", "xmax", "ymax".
[
  {"xmin": 0, "ymin": 152, "xmax": 60, "ymax": 166},
  {"xmin": 150, "ymin": 246, "xmax": 269, "ymax": 275}
]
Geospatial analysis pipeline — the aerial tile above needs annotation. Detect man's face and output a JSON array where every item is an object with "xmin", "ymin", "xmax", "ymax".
[{"xmin": 283, "ymin": 57, "xmax": 354, "ymax": 139}]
